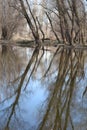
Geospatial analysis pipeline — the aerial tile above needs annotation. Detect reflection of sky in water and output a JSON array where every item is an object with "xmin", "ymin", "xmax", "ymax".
[
  {"xmin": 0, "ymin": 82, "xmax": 49, "ymax": 129},
  {"xmin": 0, "ymin": 47, "xmax": 56, "ymax": 130},
  {"xmin": 0, "ymin": 47, "xmax": 87, "ymax": 130},
  {"xmin": 20, "ymin": 81, "xmax": 49, "ymax": 129},
  {"xmin": 0, "ymin": 78, "xmax": 49, "ymax": 130}
]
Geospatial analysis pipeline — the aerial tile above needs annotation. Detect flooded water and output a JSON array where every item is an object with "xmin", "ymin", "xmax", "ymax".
[{"xmin": 0, "ymin": 45, "xmax": 87, "ymax": 130}]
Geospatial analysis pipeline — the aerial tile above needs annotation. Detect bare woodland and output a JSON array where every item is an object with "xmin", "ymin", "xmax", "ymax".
[
  {"xmin": 0, "ymin": 1, "xmax": 87, "ymax": 130},
  {"xmin": 0, "ymin": 0, "xmax": 87, "ymax": 46}
]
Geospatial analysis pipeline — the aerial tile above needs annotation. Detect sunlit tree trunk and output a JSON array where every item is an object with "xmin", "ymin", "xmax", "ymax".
[{"xmin": 19, "ymin": 0, "xmax": 41, "ymax": 45}]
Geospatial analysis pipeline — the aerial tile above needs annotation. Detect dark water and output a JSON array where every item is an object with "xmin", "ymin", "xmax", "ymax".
[{"xmin": 0, "ymin": 45, "xmax": 87, "ymax": 130}]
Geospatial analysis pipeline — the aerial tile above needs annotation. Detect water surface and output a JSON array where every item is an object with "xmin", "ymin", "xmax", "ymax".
[{"xmin": 0, "ymin": 45, "xmax": 87, "ymax": 130}]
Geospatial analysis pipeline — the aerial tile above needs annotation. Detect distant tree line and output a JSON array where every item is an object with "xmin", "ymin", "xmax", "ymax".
[{"xmin": 0, "ymin": 0, "xmax": 86, "ymax": 46}]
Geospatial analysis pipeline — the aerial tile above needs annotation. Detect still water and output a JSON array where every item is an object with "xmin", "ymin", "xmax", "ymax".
[{"xmin": 0, "ymin": 45, "xmax": 87, "ymax": 130}]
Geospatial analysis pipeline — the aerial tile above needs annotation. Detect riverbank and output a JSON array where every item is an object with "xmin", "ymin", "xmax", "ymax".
[{"xmin": 0, "ymin": 39, "xmax": 87, "ymax": 52}]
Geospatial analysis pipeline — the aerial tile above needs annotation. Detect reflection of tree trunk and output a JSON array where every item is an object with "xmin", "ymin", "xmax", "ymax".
[
  {"xmin": 39, "ymin": 49, "xmax": 84, "ymax": 130},
  {"xmin": 5, "ymin": 46, "xmax": 40, "ymax": 129},
  {"xmin": 1, "ymin": 26, "xmax": 8, "ymax": 54}
]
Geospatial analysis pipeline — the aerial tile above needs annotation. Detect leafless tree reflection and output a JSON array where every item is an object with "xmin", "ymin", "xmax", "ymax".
[
  {"xmin": 0, "ymin": 45, "xmax": 23, "ymax": 88},
  {"xmin": 0, "ymin": 45, "xmax": 42, "ymax": 130},
  {"xmin": 0, "ymin": 45, "xmax": 86, "ymax": 130},
  {"xmin": 39, "ymin": 49, "xmax": 85, "ymax": 130}
]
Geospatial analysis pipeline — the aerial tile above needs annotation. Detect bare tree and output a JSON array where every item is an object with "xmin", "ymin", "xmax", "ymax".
[
  {"xmin": 18, "ymin": 0, "xmax": 41, "ymax": 45},
  {"xmin": 41, "ymin": 0, "xmax": 87, "ymax": 45},
  {"xmin": 0, "ymin": 0, "xmax": 23, "ymax": 40}
]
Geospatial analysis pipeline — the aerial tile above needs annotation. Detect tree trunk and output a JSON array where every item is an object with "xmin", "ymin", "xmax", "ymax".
[
  {"xmin": 1, "ymin": 26, "xmax": 8, "ymax": 54},
  {"xmin": 1, "ymin": 26, "xmax": 7, "ymax": 40}
]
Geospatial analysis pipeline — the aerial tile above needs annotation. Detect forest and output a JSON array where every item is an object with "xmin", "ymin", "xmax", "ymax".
[
  {"xmin": 0, "ymin": 1, "xmax": 87, "ymax": 130},
  {"xmin": 0, "ymin": 0, "xmax": 87, "ymax": 46}
]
